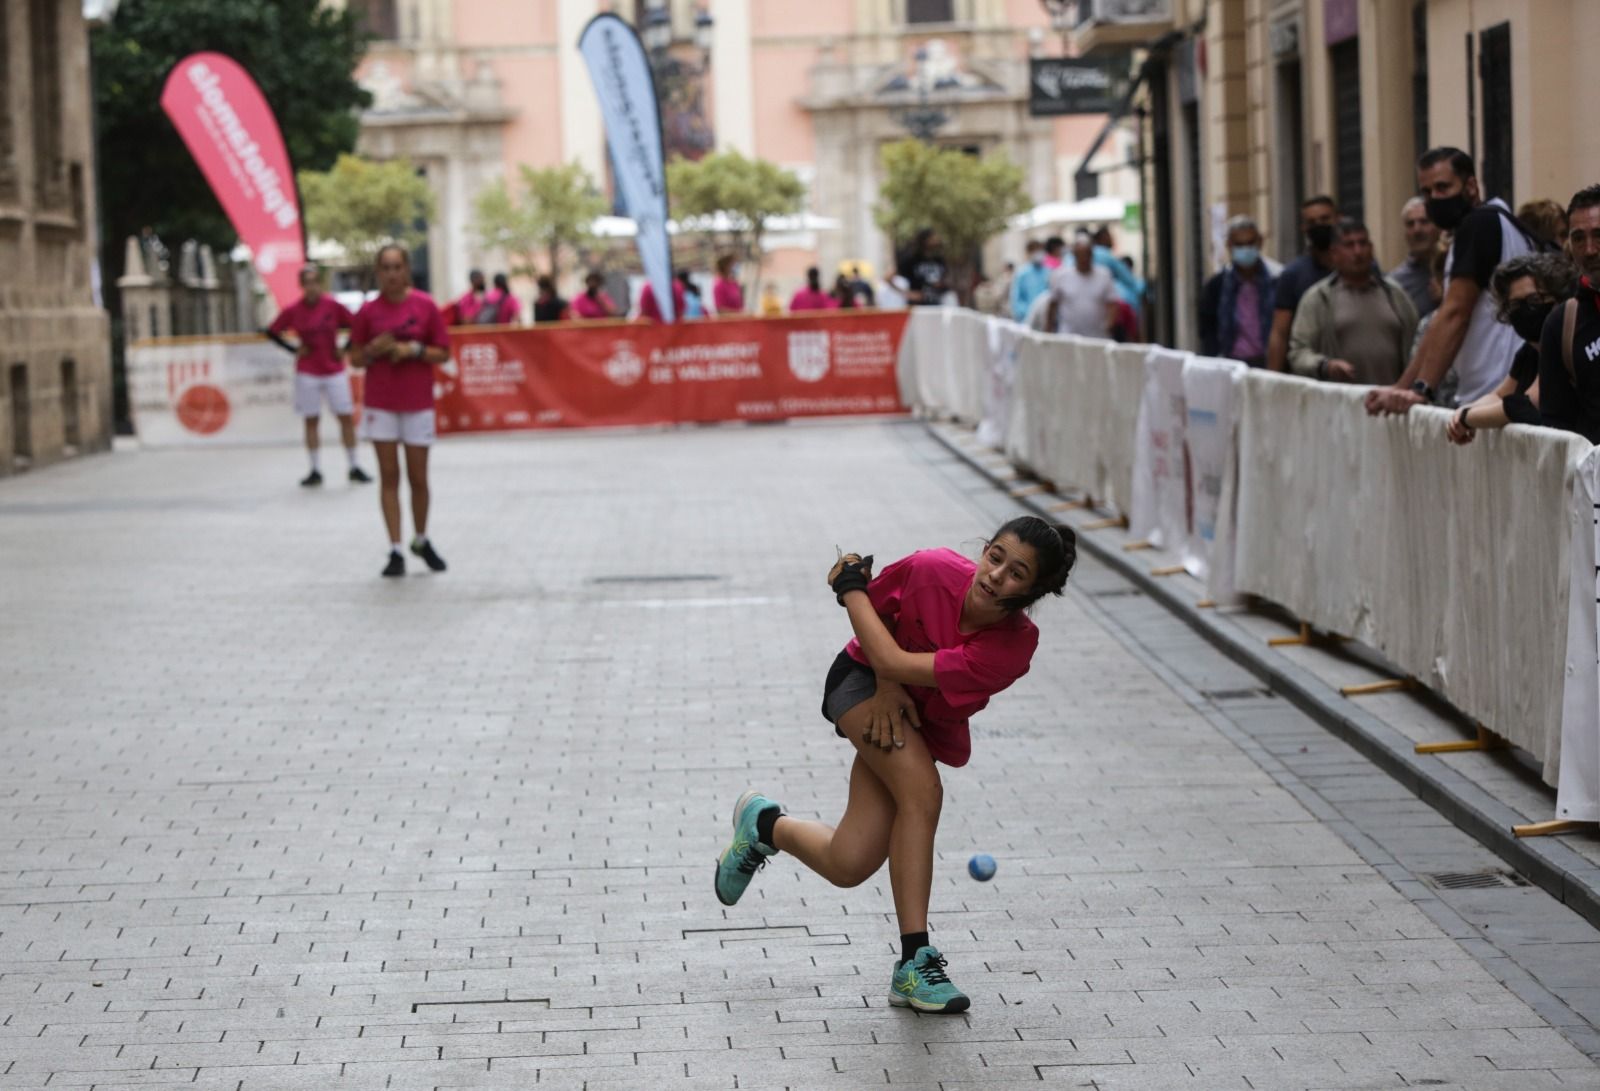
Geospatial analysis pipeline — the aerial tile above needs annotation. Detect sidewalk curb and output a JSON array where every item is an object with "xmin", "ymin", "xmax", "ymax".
[{"xmin": 926, "ymin": 421, "xmax": 1600, "ymax": 933}]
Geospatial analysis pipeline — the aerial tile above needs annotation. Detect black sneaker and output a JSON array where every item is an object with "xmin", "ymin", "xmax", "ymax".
[
  {"xmin": 381, "ymin": 551, "xmax": 405, "ymax": 578},
  {"xmin": 348, "ymin": 466, "xmax": 373, "ymax": 484},
  {"xmin": 410, "ymin": 538, "xmax": 447, "ymax": 572},
  {"xmin": 300, "ymin": 469, "xmax": 323, "ymax": 487}
]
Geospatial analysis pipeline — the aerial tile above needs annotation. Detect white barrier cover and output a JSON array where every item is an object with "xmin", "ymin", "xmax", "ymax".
[
  {"xmin": 1181, "ymin": 356, "xmax": 1246, "ymax": 598},
  {"xmin": 951, "ymin": 309, "xmax": 989, "ymax": 423},
  {"xmin": 1128, "ymin": 347, "xmax": 1189, "ymax": 549},
  {"xmin": 977, "ymin": 316, "xmax": 1020, "ymax": 449},
  {"xmin": 129, "ymin": 336, "xmax": 300, "ymax": 446},
  {"xmin": 1234, "ymin": 369, "xmax": 1588, "ymax": 784},
  {"xmin": 1089, "ymin": 343, "xmax": 1146, "ymax": 514},
  {"xmin": 1558, "ymin": 447, "xmax": 1600, "ymax": 820}
]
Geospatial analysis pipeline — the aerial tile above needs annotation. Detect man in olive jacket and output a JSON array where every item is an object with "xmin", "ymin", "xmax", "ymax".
[{"xmin": 1289, "ymin": 218, "xmax": 1419, "ymax": 386}]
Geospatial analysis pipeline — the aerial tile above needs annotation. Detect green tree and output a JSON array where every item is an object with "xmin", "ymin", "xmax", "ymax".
[
  {"xmin": 92, "ymin": 0, "xmax": 371, "ymax": 281},
  {"xmin": 299, "ymin": 155, "xmax": 435, "ymax": 282},
  {"xmin": 666, "ymin": 150, "xmax": 805, "ymax": 294},
  {"xmin": 875, "ymin": 139, "xmax": 1030, "ymax": 302},
  {"xmin": 472, "ymin": 162, "xmax": 608, "ymax": 279}
]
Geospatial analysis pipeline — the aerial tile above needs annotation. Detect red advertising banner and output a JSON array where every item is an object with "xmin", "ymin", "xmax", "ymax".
[
  {"xmin": 161, "ymin": 53, "xmax": 304, "ymax": 310},
  {"xmin": 434, "ymin": 311, "xmax": 909, "ymax": 433}
]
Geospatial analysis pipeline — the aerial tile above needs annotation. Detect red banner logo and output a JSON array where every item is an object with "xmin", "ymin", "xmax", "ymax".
[{"xmin": 161, "ymin": 53, "xmax": 305, "ymax": 310}]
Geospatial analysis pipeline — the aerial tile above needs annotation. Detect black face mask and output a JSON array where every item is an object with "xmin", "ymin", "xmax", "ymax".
[
  {"xmin": 1426, "ymin": 193, "xmax": 1472, "ymax": 231},
  {"xmin": 1306, "ymin": 224, "xmax": 1334, "ymax": 251},
  {"xmin": 1507, "ymin": 298, "xmax": 1555, "ymax": 344}
]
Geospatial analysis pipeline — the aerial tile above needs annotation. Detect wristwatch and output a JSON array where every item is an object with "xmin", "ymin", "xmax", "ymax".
[{"xmin": 1410, "ymin": 380, "xmax": 1436, "ymax": 403}]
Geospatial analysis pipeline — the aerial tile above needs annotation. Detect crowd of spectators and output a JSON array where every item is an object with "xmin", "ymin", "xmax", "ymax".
[{"xmin": 1195, "ymin": 146, "xmax": 1600, "ymax": 445}]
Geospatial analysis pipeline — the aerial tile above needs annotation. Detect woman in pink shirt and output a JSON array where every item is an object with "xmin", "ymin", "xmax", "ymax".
[
  {"xmin": 570, "ymin": 272, "xmax": 618, "ymax": 319},
  {"xmin": 712, "ymin": 254, "xmax": 744, "ymax": 315},
  {"xmin": 349, "ymin": 244, "xmax": 451, "ymax": 578},
  {"xmin": 714, "ymin": 516, "xmax": 1076, "ymax": 1013},
  {"xmin": 788, "ymin": 266, "xmax": 839, "ymax": 312}
]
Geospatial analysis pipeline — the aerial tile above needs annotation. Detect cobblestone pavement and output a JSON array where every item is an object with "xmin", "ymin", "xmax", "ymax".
[{"xmin": 3, "ymin": 420, "xmax": 1600, "ymax": 1090}]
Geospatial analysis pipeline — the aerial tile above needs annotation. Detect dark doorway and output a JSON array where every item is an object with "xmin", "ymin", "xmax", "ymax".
[
  {"xmin": 1330, "ymin": 39, "xmax": 1364, "ymax": 223},
  {"xmin": 61, "ymin": 358, "xmax": 79, "ymax": 451},
  {"xmin": 9, "ymin": 363, "xmax": 31, "ymax": 467},
  {"xmin": 1478, "ymin": 22, "xmax": 1512, "ymax": 203}
]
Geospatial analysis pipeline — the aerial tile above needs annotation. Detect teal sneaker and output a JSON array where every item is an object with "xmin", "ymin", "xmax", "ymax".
[
  {"xmin": 713, "ymin": 789, "xmax": 779, "ymax": 907},
  {"xmin": 888, "ymin": 946, "xmax": 970, "ymax": 1013}
]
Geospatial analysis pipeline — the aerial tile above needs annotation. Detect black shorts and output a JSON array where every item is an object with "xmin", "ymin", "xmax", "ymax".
[{"xmin": 821, "ymin": 650, "xmax": 877, "ymax": 736}]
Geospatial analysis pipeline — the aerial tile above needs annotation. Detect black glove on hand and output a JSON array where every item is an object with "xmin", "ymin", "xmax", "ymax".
[{"xmin": 829, "ymin": 554, "xmax": 874, "ymax": 604}]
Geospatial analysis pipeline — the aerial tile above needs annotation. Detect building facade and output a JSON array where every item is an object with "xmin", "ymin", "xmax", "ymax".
[
  {"xmin": 335, "ymin": 0, "xmax": 1134, "ymax": 299},
  {"xmin": 0, "ymin": 0, "xmax": 113, "ymax": 476},
  {"xmin": 1075, "ymin": 0, "xmax": 1600, "ymax": 350}
]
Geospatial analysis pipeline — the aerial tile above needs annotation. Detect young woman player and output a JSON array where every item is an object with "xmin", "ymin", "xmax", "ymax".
[{"xmin": 714, "ymin": 515, "xmax": 1076, "ymax": 1012}]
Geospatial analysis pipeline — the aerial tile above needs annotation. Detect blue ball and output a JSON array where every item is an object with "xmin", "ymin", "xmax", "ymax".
[{"xmin": 968, "ymin": 853, "xmax": 997, "ymax": 882}]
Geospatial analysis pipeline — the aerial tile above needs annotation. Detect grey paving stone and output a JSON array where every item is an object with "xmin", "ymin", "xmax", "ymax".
[{"xmin": 1, "ymin": 421, "xmax": 1598, "ymax": 1087}]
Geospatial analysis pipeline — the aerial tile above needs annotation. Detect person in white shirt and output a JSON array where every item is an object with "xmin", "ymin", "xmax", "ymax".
[{"xmin": 1045, "ymin": 231, "xmax": 1119, "ymax": 338}]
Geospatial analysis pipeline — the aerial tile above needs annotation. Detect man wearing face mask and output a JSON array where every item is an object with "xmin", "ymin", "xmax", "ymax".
[
  {"xmin": 1199, "ymin": 216, "xmax": 1276, "ymax": 366},
  {"xmin": 1532, "ymin": 185, "xmax": 1600, "ymax": 443},
  {"xmin": 1266, "ymin": 196, "xmax": 1339, "ymax": 372},
  {"xmin": 1368, "ymin": 147, "xmax": 1539, "ymax": 416},
  {"xmin": 1389, "ymin": 196, "xmax": 1442, "ymax": 320},
  {"xmin": 1011, "ymin": 241, "xmax": 1051, "ymax": 323}
]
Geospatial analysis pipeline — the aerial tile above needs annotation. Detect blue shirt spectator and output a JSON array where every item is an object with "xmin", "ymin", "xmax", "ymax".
[{"xmin": 1010, "ymin": 243, "xmax": 1051, "ymax": 323}]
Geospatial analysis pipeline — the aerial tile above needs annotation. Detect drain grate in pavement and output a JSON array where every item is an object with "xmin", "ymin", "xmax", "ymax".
[
  {"xmin": 1423, "ymin": 870, "xmax": 1530, "ymax": 891},
  {"xmin": 1201, "ymin": 687, "xmax": 1278, "ymax": 702},
  {"xmin": 589, "ymin": 573, "xmax": 723, "ymax": 584}
]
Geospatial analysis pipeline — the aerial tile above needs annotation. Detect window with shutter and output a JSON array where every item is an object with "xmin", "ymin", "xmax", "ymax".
[
  {"xmin": 1330, "ymin": 39, "xmax": 1363, "ymax": 223},
  {"xmin": 1478, "ymin": 22, "xmax": 1512, "ymax": 204}
]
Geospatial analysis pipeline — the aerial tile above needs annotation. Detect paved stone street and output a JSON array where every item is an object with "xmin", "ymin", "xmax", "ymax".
[{"xmin": 4, "ymin": 419, "xmax": 1600, "ymax": 1090}]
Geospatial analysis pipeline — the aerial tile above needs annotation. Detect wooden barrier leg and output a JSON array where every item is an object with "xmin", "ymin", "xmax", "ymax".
[
  {"xmin": 1081, "ymin": 515, "xmax": 1128, "ymax": 531},
  {"xmin": 1150, "ymin": 565, "xmax": 1186, "ymax": 577},
  {"xmin": 1340, "ymin": 677, "xmax": 1413, "ymax": 697},
  {"xmin": 1512, "ymin": 819, "xmax": 1598, "ymax": 839},
  {"xmin": 1050, "ymin": 499, "xmax": 1090, "ymax": 512},
  {"xmin": 1415, "ymin": 724, "xmax": 1507, "ymax": 755},
  {"xmin": 1268, "ymin": 622, "xmax": 1312, "ymax": 647},
  {"xmin": 1196, "ymin": 599, "xmax": 1217, "ymax": 609}
]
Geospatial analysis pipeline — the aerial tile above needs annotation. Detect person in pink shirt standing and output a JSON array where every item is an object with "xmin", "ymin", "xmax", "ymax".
[
  {"xmin": 349, "ymin": 245, "xmax": 452, "ymax": 578},
  {"xmin": 712, "ymin": 254, "xmax": 744, "ymax": 315},
  {"xmin": 571, "ymin": 271, "xmax": 619, "ymax": 319},
  {"xmin": 637, "ymin": 276, "xmax": 686, "ymax": 322},
  {"xmin": 491, "ymin": 273, "xmax": 520, "ymax": 324},
  {"xmin": 788, "ymin": 267, "xmax": 839, "ymax": 312},
  {"xmin": 713, "ymin": 515, "xmax": 1076, "ymax": 1014},
  {"xmin": 265, "ymin": 263, "xmax": 368, "ymax": 487},
  {"xmin": 454, "ymin": 269, "xmax": 487, "ymax": 324}
]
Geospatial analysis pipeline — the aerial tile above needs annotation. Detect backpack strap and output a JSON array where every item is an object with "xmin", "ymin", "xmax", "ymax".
[{"xmin": 1563, "ymin": 297, "xmax": 1579, "ymax": 386}]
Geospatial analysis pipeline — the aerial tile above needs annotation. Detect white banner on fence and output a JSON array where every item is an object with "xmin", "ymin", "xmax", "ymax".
[
  {"xmin": 1128, "ymin": 347, "xmax": 1188, "ymax": 549},
  {"xmin": 128, "ymin": 336, "xmax": 308, "ymax": 446},
  {"xmin": 1181, "ymin": 356, "xmax": 1245, "ymax": 598},
  {"xmin": 1234, "ymin": 370, "xmax": 1587, "ymax": 785},
  {"xmin": 1558, "ymin": 447, "xmax": 1600, "ymax": 821},
  {"xmin": 978, "ymin": 316, "xmax": 1020, "ymax": 449}
]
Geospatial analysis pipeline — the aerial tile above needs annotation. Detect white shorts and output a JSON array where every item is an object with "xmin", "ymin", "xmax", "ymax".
[
  {"xmin": 360, "ymin": 407, "xmax": 436, "ymax": 447},
  {"xmin": 293, "ymin": 371, "xmax": 354, "ymax": 417}
]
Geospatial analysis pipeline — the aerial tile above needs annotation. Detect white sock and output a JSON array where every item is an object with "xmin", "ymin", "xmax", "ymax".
[
  {"xmin": 308, "ymin": 448, "xmax": 320, "ymax": 472},
  {"xmin": 345, "ymin": 446, "xmax": 360, "ymax": 469},
  {"xmin": 390, "ymin": 541, "xmax": 403, "ymax": 554},
  {"xmin": 412, "ymin": 535, "xmax": 428, "ymax": 549}
]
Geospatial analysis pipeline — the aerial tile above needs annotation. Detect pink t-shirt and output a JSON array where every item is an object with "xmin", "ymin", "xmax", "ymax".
[
  {"xmin": 455, "ymin": 290, "xmax": 486, "ymax": 323},
  {"xmin": 844, "ymin": 548, "xmax": 1039, "ymax": 767},
  {"xmin": 351, "ymin": 290, "xmax": 450, "ymax": 413},
  {"xmin": 268, "ymin": 295, "xmax": 353, "ymax": 376},
  {"xmin": 713, "ymin": 277, "xmax": 744, "ymax": 315},
  {"xmin": 571, "ymin": 291, "xmax": 615, "ymax": 319},
  {"xmin": 639, "ymin": 279, "xmax": 687, "ymax": 321},
  {"xmin": 789, "ymin": 288, "xmax": 839, "ymax": 312}
]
